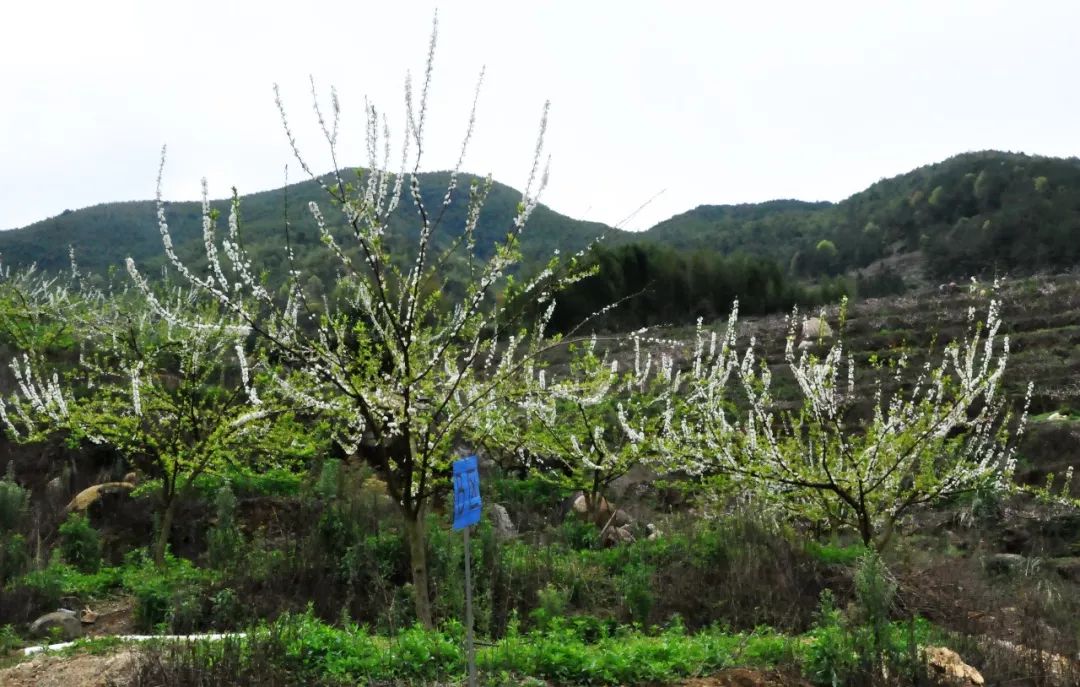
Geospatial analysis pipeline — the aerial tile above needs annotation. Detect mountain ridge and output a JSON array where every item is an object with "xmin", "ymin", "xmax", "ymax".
[{"xmin": 5, "ymin": 150, "xmax": 1080, "ymax": 285}]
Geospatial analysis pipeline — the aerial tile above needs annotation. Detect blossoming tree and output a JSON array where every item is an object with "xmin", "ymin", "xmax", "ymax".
[
  {"xmin": 144, "ymin": 20, "xmax": 591, "ymax": 626},
  {"xmin": 661, "ymin": 298, "xmax": 1030, "ymax": 549},
  {"xmin": 510, "ymin": 333, "xmax": 678, "ymax": 521},
  {"xmin": 0, "ymin": 280, "xmax": 308, "ymax": 566},
  {"xmin": 0, "ymin": 258, "xmax": 80, "ymax": 356}
]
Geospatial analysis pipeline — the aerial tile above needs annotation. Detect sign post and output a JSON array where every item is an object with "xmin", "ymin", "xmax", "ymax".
[{"xmin": 452, "ymin": 455, "xmax": 481, "ymax": 687}]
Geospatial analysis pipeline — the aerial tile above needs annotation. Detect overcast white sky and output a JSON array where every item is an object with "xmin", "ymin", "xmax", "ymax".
[{"xmin": 2, "ymin": 1, "xmax": 1079, "ymax": 232}]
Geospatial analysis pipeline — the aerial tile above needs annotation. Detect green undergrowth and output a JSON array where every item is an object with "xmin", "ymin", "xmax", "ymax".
[
  {"xmin": 12, "ymin": 549, "xmax": 217, "ymax": 631},
  {"xmin": 124, "ymin": 607, "xmax": 940, "ymax": 686},
  {"xmin": 130, "ymin": 467, "xmax": 302, "ymax": 501}
]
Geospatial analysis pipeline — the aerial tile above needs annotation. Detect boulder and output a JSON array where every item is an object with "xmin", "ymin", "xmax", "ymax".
[
  {"xmin": 567, "ymin": 491, "xmax": 614, "ymax": 526},
  {"xmin": 29, "ymin": 609, "xmax": 83, "ymax": 640},
  {"xmin": 646, "ymin": 523, "xmax": 661, "ymax": 540},
  {"xmin": 924, "ymin": 646, "xmax": 984, "ymax": 686},
  {"xmin": 801, "ymin": 317, "xmax": 833, "ymax": 340},
  {"xmin": 63, "ymin": 481, "xmax": 136, "ymax": 515},
  {"xmin": 601, "ymin": 524, "xmax": 635, "ymax": 548},
  {"xmin": 611, "ymin": 509, "xmax": 633, "ymax": 527},
  {"xmin": 489, "ymin": 504, "xmax": 517, "ymax": 540},
  {"xmin": 608, "ymin": 464, "xmax": 657, "ymax": 500}
]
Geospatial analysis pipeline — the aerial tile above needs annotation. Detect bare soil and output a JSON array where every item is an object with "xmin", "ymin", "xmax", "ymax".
[{"xmin": 0, "ymin": 649, "xmax": 139, "ymax": 687}]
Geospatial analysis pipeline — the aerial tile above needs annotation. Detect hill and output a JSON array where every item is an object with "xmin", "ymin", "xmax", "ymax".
[
  {"xmin": 6, "ymin": 151, "xmax": 1080, "ymax": 324},
  {"xmin": 0, "ymin": 171, "xmax": 621, "ymax": 278},
  {"xmin": 634, "ymin": 150, "xmax": 1080, "ymax": 283}
]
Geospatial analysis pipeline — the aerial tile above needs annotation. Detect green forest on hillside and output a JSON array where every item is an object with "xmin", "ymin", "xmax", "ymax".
[
  {"xmin": 645, "ymin": 151, "xmax": 1080, "ymax": 281},
  {"xmin": 3, "ymin": 151, "xmax": 1080, "ymax": 335}
]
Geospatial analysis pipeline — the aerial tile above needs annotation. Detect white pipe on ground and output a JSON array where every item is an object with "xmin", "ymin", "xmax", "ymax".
[{"xmin": 22, "ymin": 632, "xmax": 247, "ymax": 656}]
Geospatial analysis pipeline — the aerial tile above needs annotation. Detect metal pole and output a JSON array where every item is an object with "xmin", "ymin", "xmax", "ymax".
[{"xmin": 464, "ymin": 525, "xmax": 478, "ymax": 687}]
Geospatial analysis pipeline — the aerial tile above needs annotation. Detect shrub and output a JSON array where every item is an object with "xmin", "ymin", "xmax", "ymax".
[
  {"xmin": 0, "ymin": 532, "xmax": 28, "ymax": 587},
  {"xmin": 58, "ymin": 513, "xmax": 102, "ymax": 573},
  {"xmin": 801, "ymin": 554, "xmax": 930, "ymax": 686},
  {"xmin": 209, "ymin": 587, "xmax": 243, "ymax": 630},
  {"xmin": 119, "ymin": 550, "xmax": 216, "ymax": 631},
  {"xmin": 617, "ymin": 562, "xmax": 654, "ymax": 625},
  {"xmin": 315, "ymin": 459, "xmax": 342, "ymax": 502},
  {"xmin": 0, "ymin": 466, "xmax": 30, "ymax": 587},
  {"xmin": 206, "ymin": 484, "xmax": 243, "ymax": 570},
  {"xmin": 15, "ymin": 552, "xmax": 70, "ymax": 609},
  {"xmin": 0, "ymin": 467, "xmax": 28, "ymax": 532},
  {"xmin": 0, "ymin": 623, "xmax": 20, "ymax": 653}
]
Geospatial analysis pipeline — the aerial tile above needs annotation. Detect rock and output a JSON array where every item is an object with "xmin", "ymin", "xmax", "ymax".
[
  {"xmin": 29, "ymin": 609, "xmax": 83, "ymax": 640},
  {"xmin": 1046, "ymin": 411, "xmax": 1068, "ymax": 421},
  {"xmin": 45, "ymin": 475, "xmax": 67, "ymax": 507},
  {"xmin": 984, "ymin": 552, "xmax": 1026, "ymax": 574},
  {"xmin": 646, "ymin": 523, "xmax": 661, "ymax": 540},
  {"xmin": 79, "ymin": 607, "xmax": 98, "ymax": 624},
  {"xmin": 489, "ymin": 504, "xmax": 517, "ymax": 540},
  {"xmin": 938, "ymin": 282, "xmax": 961, "ymax": 295},
  {"xmin": 611, "ymin": 509, "xmax": 633, "ymax": 527},
  {"xmin": 63, "ymin": 481, "xmax": 136, "ymax": 515},
  {"xmin": 801, "ymin": 316, "xmax": 833, "ymax": 340},
  {"xmin": 797, "ymin": 339, "xmax": 815, "ymax": 351},
  {"xmin": 924, "ymin": 646, "xmax": 984, "ymax": 686},
  {"xmin": 567, "ymin": 491, "xmax": 614, "ymax": 526},
  {"xmin": 601, "ymin": 524, "xmax": 635, "ymax": 548},
  {"xmin": 608, "ymin": 464, "xmax": 657, "ymax": 500},
  {"xmin": 979, "ymin": 637, "xmax": 1076, "ymax": 686}
]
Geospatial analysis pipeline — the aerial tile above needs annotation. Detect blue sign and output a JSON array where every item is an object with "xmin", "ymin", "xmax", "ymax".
[{"xmin": 452, "ymin": 455, "xmax": 482, "ymax": 530}]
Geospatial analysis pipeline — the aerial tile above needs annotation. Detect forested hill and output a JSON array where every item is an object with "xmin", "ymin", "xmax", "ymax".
[
  {"xmin": 0, "ymin": 171, "xmax": 620, "ymax": 277},
  {"xmin": 6, "ymin": 151, "xmax": 1080, "ymax": 297},
  {"xmin": 633, "ymin": 151, "xmax": 1080, "ymax": 281}
]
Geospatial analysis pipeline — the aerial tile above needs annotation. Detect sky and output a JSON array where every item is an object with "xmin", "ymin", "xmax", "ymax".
[{"xmin": 2, "ymin": 1, "xmax": 1079, "ymax": 232}]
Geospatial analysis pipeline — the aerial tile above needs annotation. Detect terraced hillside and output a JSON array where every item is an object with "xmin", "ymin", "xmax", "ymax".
[{"xmin": 720, "ymin": 273, "xmax": 1080, "ymax": 492}]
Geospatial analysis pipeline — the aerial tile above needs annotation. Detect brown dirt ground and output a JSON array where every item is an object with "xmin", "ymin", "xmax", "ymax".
[
  {"xmin": 83, "ymin": 597, "xmax": 137, "ymax": 638},
  {"xmin": 0, "ymin": 649, "xmax": 139, "ymax": 687},
  {"xmin": 679, "ymin": 669, "xmax": 812, "ymax": 687}
]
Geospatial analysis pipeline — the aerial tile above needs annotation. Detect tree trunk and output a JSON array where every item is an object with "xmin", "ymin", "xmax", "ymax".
[
  {"xmin": 403, "ymin": 511, "xmax": 434, "ymax": 629},
  {"xmin": 588, "ymin": 470, "xmax": 604, "ymax": 524},
  {"xmin": 857, "ymin": 509, "xmax": 875, "ymax": 549},
  {"xmin": 874, "ymin": 516, "xmax": 896, "ymax": 552},
  {"xmin": 153, "ymin": 494, "xmax": 177, "ymax": 568}
]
